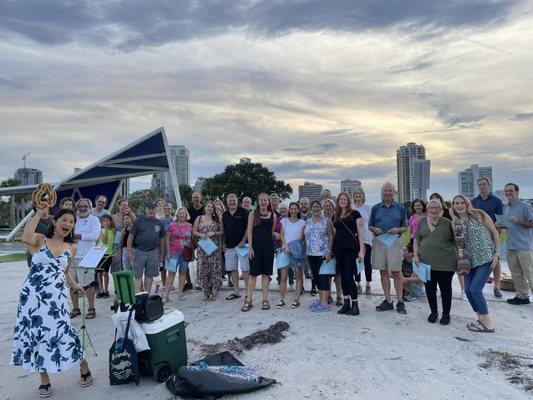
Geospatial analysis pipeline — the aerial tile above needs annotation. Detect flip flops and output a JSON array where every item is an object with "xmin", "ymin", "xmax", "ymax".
[
  {"xmin": 467, "ymin": 321, "xmax": 495, "ymax": 333},
  {"xmin": 226, "ymin": 293, "xmax": 242, "ymax": 300}
]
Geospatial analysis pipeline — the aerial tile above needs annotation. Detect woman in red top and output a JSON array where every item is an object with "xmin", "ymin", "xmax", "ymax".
[{"xmin": 165, "ymin": 207, "xmax": 193, "ymax": 302}]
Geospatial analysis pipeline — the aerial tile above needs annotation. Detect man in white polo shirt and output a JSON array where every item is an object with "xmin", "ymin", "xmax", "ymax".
[{"xmin": 69, "ymin": 198, "xmax": 101, "ymax": 320}]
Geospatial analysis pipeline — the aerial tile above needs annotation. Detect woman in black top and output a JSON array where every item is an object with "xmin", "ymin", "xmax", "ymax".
[
  {"xmin": 242, "ymin": 193, "xmax": 277, "ymax": 312},
  {"xmin": 333, "ymin": 192, "xmax": 366, "ymax": 316}
]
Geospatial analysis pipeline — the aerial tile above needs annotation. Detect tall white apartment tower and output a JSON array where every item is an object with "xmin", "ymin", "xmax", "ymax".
[
  {"xmin": 396, "ymin": 142, "xmax": 428, "ymax": 202},
  {"xmin": 458, "ymin": 164, "xmax": 493, "ymax": 198},
  {"xmin": 152, "ymin": 145, "xmax": 190, "ymax": 199}
]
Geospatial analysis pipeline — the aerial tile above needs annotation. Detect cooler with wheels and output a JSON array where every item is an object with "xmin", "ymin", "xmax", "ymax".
[{"xmin": 138, "ymin": 309, "xmax": 188, "ymax": 382}]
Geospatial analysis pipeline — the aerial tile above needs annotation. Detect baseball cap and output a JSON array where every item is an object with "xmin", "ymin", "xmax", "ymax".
[{"xmin": 146, "ymin": 201, "xmax": 157, "ymax": 208}]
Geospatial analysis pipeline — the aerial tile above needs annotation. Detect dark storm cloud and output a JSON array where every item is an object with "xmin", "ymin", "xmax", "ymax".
[{"xmin": 0, "ymin": 0, "xmax": 520, "ymax": 49}]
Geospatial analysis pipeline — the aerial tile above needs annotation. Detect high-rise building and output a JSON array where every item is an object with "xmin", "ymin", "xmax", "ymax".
[
  {"xmin": 298, "ymin": 181, "xmax": 323, "ymax": 202},
  {"xmin": 194, "ymin": 177, "xmax": 207, "ymax": 194},
  {"xmin": 458, "ymin": 164, "xmax": 493, "ymax": 199},
  {"xmin": 239, "ymin": 157, "xmax": 251, "ymax": 164},
  {"xmin": 396, "ymin": 142, "xmax": 429, "ymax": 202},
  {"xmin": 340, "ymin": 179, "xmax": 361, "ymax": 200},
  {"xmin": 14, "ymin": 168, "xmax": 43, "ymax": 186},
  {"xmin": 152, "ymin": 145, "xmax": 190, "ymax": 199}
]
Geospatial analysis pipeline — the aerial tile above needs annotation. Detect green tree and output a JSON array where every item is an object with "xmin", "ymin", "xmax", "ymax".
[
  {"xmin": 1, "ymin": 178, "xmax": 21, "ymax": 227},
  {"xmin": 203, "ymin": 163, "xmax": 292, "ymax": 201},
  {"xmin": 128, "ymin": 188, "xmax": 164, "ymax": 215},
  {"xmin": 179, "ymin": 184, "xmax": 193, "ymax": 208},
  {"xmin": 403, "ymin": 201, "xmax": 412, "ymax": 217}
]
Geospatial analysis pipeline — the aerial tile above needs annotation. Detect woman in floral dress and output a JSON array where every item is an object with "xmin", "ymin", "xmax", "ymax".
[
  {"xmin": 12, "ymin": 206, "xmax": 93, "ymax": 398},
  {"xmin": 193, "ymin": 201, "xmax": 224, "ymax": 300}
]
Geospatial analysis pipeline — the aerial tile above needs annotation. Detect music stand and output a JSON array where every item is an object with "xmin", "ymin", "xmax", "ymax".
[{"xmin": 75, "ymin": 246, "xmax": 107, "ymax": 356}]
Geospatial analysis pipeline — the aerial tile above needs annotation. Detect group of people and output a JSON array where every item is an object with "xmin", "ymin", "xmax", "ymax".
[{"xmin": 11, "ymin": 178, "xmax": 533, "ymax": 397}]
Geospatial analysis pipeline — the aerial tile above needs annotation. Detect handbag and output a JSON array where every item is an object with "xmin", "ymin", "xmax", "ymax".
[
  {"xmin": 456, "ymin": 219, "xmax": 472, "ymax": 276},
  {"xmin": 182, "ymin": 245, "xmax": 193, "ymax": 262},
  {"xmin": 109, "ymin": 307, "xmax": 141, "ymax": 385},
  {"xmin": 134, "ymin": 293, "xmax": 164, "ymax": 323},
  {"xmin": 111, "ymin": 308, "xmax": 150, "ymax": 352},
  {"xmin": 275, "ymin": 249, "xmax": 291, "ymax": 269}
]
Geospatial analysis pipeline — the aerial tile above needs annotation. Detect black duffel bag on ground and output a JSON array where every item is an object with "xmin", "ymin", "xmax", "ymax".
[
  {"xmin": 109, "ymin": 307, "xmax": 140, "ymax": 385},
  {"xmin": 134, "ymin": 293, "xmax": 164, "ymax": 323}
]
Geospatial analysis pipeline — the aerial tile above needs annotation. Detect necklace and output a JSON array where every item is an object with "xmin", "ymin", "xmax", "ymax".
[{"xmin": 429, "ymin": 218, "xmax": 439, "ymax": 228}]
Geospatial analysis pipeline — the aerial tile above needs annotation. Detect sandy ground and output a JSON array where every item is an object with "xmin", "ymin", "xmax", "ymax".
[{"xmin": 1, "ymin": 260, "xmax": 532, "ymax": 400}]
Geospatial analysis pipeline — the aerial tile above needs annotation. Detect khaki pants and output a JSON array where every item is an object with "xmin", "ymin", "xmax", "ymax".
[{"xmin": 507, "ymin": 249, "xmax": 533, "ymax": 299}]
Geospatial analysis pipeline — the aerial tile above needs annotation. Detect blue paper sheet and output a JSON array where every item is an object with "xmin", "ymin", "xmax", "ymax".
[
  {"xmin": 376, "ymin": 233, "xmax": 400, "ymax": 248},
  {"xmin": 356, "ymin": 259, "xmax": 364, "ymax": 275},
  {"xmin": 413, "ymin": 262, "xmax": 431, "ymax": 283},
  {"xmin": 236, "ymin": 245, "xmax": 249, "ymax": 258},
  {"xmin": 276, "ymin": 250, "xmax": 291, "ymax": 269},
  {"xmin": 495, "ymin": 214, "xmax": 512, "ymax": 229},
  {"xmin": 198, "ymin": 237, "xmax": 218, "ymax": 256},
  {"xmin": 319, "ymin": 258, "xmax": 336, "ymax": 275}
]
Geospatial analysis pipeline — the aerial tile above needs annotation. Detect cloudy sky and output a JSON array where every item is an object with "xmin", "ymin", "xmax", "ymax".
[{"xmin": 1, "ymin": 0, "xmax": 532, "ymax": 203}]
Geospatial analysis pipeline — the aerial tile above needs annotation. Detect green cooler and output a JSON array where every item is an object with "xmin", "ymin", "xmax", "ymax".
[{"xmin": 138, "ymin": 309, "xmax": 188, "ymax": 382}]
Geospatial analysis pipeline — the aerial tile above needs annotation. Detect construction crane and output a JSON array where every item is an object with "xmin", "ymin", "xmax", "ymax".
[{"xmin": 22, "ymin": 152, "xmax": 31, "ymax": 169}]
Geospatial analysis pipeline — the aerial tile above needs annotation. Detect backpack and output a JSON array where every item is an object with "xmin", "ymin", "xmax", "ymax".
[{"xmin": 134, "ymin": 293, "xmax": 164, "ymax": 323}]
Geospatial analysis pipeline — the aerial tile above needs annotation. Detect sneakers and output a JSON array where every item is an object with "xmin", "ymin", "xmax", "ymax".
[
  {"xmin": 346, "ymin": 301, "xmax": 360, "ymax": 316},
  {"xmin": 396, "ymin": 301, "xmax": 407, "ymax": 314},
  {"xmin": 439, "ymin": 314, "xmax": 451, "ymax": 325},
  {"xmin": 460, "ymin": 291, "xmax": 468, "ymax": 301},
  {"xmin": 338, "ymin": 299, "xmax": 351, "ymax": 314},
  {"xmin": 310, "ymin": 288, "xmax": 318, "ymax": 296},
  {"xmin": 403, "ymin": 292, "xmax": 416, "ymax": 302},
  {"xmin": 312, "ymin": 303, "xmax": 330, "ymax": 313},
  {"xmin": 427, "ymin": 313, "xmax": 438, "ymax": 323},
  {"xmin": 376, "ymin": 299, "xmax": 394, "ymax": 311},
  {"xmin": 310, "ymin": 300, "xmax": 321, "ymax": 308},
  {"xmin": 493, "ymin": 288, "xmax": 503, "ymax": 298},
  {"xmin": 335, "ymin": 297, "xmax": 343, "ymax": 307},
  {"xmin": 507, "ymin": 296, "xmax": 530, "ymax": 305}
]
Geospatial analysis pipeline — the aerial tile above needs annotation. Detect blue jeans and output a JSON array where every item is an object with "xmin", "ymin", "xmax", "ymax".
[{"xmin": 464, "ymin": 262, "xmax": 492, "ymax": 316}]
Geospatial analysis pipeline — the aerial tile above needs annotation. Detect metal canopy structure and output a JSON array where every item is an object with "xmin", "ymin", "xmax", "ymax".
[{"xmin": 0, "ymin": 127, "xmax": 182, "ymax": 240}]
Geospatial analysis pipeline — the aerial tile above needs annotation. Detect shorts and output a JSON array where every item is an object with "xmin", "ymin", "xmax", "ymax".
[
  {"xmin": 69, "ymin": 258, "xmax": 98, "ymax": 287},
  {"xmin": 97, "ymin": 255, "xmax": 112, "ymax": 273},
  {"xmin": 121, "ymin": 249, "xmax": 132, "ymax": 271},
  {"xmin": 371, "ymin": 237, "xmax": 403, "ymax": 272},
  {"xmin": 132, "ymin": 248, "xmax": 160, "ymax": 279},
  {"xmin": 250, "ymin": 245, "xmax": 274, "ymax": 277},
  {"xmin": 224, "ymin": 247, "xmax": 250, "ymax": 273},
  {"xmin": 166, "ymin": 253, "xmax": 189, "ymax": 273}
]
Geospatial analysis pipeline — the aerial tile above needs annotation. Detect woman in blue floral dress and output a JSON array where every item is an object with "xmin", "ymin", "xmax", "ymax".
[{"xmin": 12, "ymin": 206, "xmax": 93, "ymax": 398}]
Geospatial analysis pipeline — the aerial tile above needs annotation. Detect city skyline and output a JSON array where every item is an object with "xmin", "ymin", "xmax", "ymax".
[{"xmin": 1, "ymin": 1, "xmax": 532, "ymax": 203}]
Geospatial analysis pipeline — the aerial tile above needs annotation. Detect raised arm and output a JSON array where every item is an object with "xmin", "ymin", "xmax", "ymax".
[{"xmin": 21, "ymin": 208, "xmax": 46, "ymax": 252}]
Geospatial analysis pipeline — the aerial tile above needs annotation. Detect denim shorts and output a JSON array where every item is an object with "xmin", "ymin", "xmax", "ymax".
[{"xmin": 165, "ymin": 253, "xmax": 189, "ymax": 273}]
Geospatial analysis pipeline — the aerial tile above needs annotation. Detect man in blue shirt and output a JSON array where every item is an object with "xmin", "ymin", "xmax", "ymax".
[
  {"xmin": 498, "ymin": 183, "xmax": 533, "ymax": 305},
  {"xmin": 369, "ymin": 182, "xmax": 408, "ymax": 314},
  {"xmin": 471, "ymin": 177, "xmax": 504, "ymax": 298}
]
